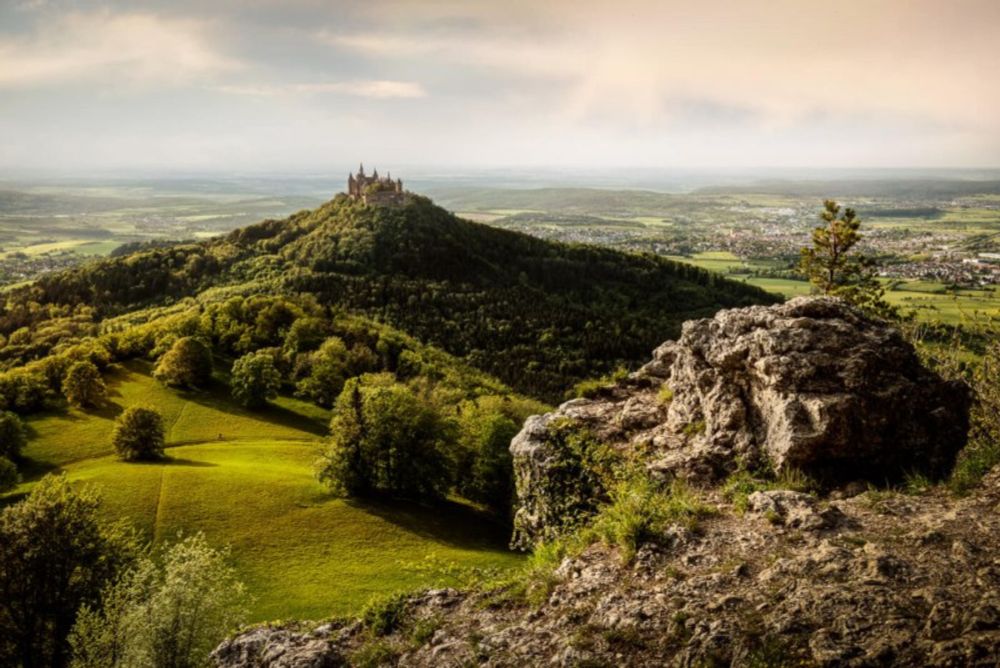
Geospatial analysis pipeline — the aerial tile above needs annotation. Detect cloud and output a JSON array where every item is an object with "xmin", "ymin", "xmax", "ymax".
[
  {"xmin": 0, "ymin": 11, "xmax": 238, "ymax": 89},
  {"xmin": 218, "ymin": 80, "xmax": 427, "ymax": 99}
]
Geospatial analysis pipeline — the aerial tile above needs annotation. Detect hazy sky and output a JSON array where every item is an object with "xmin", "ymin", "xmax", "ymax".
[{"xmin": 1, "ymin": 0, "xmax": 998, "ymax": 173}]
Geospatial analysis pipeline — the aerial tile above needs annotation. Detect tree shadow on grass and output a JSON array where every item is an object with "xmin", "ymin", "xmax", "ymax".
[
  {"xmin": 176, "ymin": 378, "xmax": 328, "ymax": 437},
  {"xmin": 114, "ymin": 358, "xmax": 329, "ymax": 437},
  {"xmin": 344, "ymin": 496, "xmax": 514, "ymax": 552},
  {"xmin": 158, "ymin": 456, "xmax": 218, "ymax": 468}
]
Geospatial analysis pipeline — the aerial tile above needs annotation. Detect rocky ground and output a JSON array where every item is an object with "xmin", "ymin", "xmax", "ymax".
[
  {"xmin": 213, "ymin": 298, "xmax": 998, "ymax": 667},
  {"xmin": 213, "ymin": 471, "xmax": 1000, "ymax": 667}
]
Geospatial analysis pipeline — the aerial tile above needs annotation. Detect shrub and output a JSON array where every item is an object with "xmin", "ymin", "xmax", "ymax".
[
  {"xmin": 63, "ymin": 360, "xmax": 107, "ymax": 408},
  {"xmin": 950, "ymin": 340, "xmax": 1000, "ymax": 495},
  {"xmin": 153, "ymin": 336, "xmax": 213, "ymax": 388},
  {"xmin": 70, "ymin": 533, "xmax": 249, "ymax": 668},
  {"xmin": 0, "ymin": 410, "xmax": 26, "ymax": 461},
  {"xmin": 588, "ymin": 474, "xmax": 714, "ymax": 562},
  {"xmin": 230, "ymin": 351, "xmax": 282, "ymax": 408},
  {"xmin": 317, "ymin": 373, "xmax": 451, "ymax": 500},
  {"xmin": 0, "ymin": 475, "xmax": 137, "ymax": 667},
  {"xmin": 112, "ymin": 407, "xmax": 165, "ymax": 461},
  {"xmin": 361, "ymin": 591, "xmax": 411, "ymax": 636},
  {"xmin": 0, "ymin": 456, "xmax": 18, "ymax": 492}
]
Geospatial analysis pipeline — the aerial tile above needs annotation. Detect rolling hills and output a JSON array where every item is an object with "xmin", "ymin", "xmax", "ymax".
[{"xmin": 7, "ymin": 193, "xmax": 778, "ymax": 401}]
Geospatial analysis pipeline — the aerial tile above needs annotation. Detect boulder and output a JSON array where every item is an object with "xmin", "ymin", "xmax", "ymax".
[{"xmin": 511, "ymin": 297, "xmax": 969, "ymax": 549}]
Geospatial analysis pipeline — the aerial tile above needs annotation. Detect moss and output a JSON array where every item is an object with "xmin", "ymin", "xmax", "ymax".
[{"xmin": 657, "ymin": 384, "xmax": 674, "ymax": 404}]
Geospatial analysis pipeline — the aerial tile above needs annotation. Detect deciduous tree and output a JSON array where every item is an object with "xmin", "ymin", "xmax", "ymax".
[
  {"xmin": 63, "ymin": 360, "xmax": 107, "ymax": 409},
  {"xmin": 112, "ymin": 407, "xmax": 165, "ymax": 461},
  {"xmin": 154, "ymin": 337, "xmax": 213, "ymax": 388}
]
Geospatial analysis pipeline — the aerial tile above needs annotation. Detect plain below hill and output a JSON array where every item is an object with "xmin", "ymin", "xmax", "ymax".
[{"xmin": 3, "ymin": 193, "xmax": 778, "ymax": 401}]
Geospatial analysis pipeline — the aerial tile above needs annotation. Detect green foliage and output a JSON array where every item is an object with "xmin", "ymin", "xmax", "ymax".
[
  {"xmin": 0, "ymin": 475, "xmax": 137, "ymax": 668},
  {"xmin": 69, "ymin": 533, "xmax": 249, "ymax": 668},
  {"xmin": 317, "ymin": 374, "xmax": 451, "ymax": 500},
  {"xmin": 64, "ymin": 360, "xmax": 107, "ymax": 408},
  {"xmin": 721, "ymin": 468, "xmax": 815, "ymax": 513},
  {"xmin": 361, "ymin": 591, "xmax": 411, "ymax": 637},
  {"xmin": 0, "ymin": 456, "xmax": 18, "ymax": 492},
  {"xmin": 154, "ymin": 337, "xmax": 213, "ymax": 388},
  {"xmin": 799, "ymin": 200, "xmax": 896, "ymax": 318},
  {"xmin": 230, "ymin": 351, "xmax": 281, "ymax": 408},
  {"xmin": 569, "ymin": 366, "xmax": 628, "ymax": 399},
  {"xmin": 294, "ymin": 336, "xmax": 351, "ymax": 407},
  {"xmin": 949, "ymin": 339, "xmax": 1000, "ymax": 495},
  {"xmin": 587, "ymin": 474, "xmax": 714, "ymax": 562},
  {"xmin": 454, "ymin": 403, "xmax": 522, "ymax": 517},
  {"xmin": 112, "ymin": 406, "xmax": 166, "ymax": 461},
  {"xmin": 0, "ymin": 409, "xmax": 26, "ymax": 460}
]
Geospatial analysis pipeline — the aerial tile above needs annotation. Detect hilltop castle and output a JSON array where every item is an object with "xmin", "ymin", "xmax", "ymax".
[{"xmin": 347, "ymin": 164, "xmax": 406, "ymax": 205}]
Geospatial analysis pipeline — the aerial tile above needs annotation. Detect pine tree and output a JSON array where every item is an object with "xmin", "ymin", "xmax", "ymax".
[{"xmin": 800, "ymin": 200, "xmax": 896, "ymax": 318}]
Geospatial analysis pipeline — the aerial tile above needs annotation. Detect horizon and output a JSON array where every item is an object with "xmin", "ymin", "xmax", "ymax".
[{"xmin": 2, "ymin": 0, "xmax": 999, "ymax": 174}]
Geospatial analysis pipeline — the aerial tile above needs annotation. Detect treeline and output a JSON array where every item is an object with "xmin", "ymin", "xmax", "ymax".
[{"xmin": 0, "ymin": 292, "xmax": 546, "ymax": 511}]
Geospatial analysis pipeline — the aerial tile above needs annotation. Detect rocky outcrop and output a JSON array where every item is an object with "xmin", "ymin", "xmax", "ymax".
[
  {"xmin": 215, "ymin": 470, "xmax": 1000, "ymax": 667},
  {"xmin": 213, "ymin": 297, "xmax": 986, "ymax": 668},
  {"xmin": 511, "ymin": 297, "xmax": 969, "ymax": 548}
]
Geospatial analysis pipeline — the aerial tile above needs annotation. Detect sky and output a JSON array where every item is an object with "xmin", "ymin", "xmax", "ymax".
[{"xmin": 1, "ymin": 0, "xmax": 998, "ymax": 174}]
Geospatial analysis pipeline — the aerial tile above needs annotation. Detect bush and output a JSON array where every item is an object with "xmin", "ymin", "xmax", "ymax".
[
  {"xmin": 588, "ymin": 474, "xmax": 714, "ymax": 562},
  {"xmin": 230, "ymin": 351, "xmax": 281, "ymax": 408},
  {"xmin": 112, "ymin": 407, "xmax": 165, "ymax": 461},
  {"xmin": 63, "ymin": 360, "xmax": 107, "ymax": 408},
  {"xmin": 70, "ymin": 533, "xmax": 249, "ymax": 668},
  {"xmin": 317, "ymin": 373, "xmax": 451, "ymax": 500},
  {"xmin": 0, "ymin": 410, "xmax": 26, "ymax": 461},
  {"xmin": 950, "ymin": 340, "xmax": 1000, "ymax": 495},
  {"xmin": 154, "ymin": 336, "xmax": 213, "ymax": 388},
  {"xmin": 0, "ymin": 475, "xmax": 136, "ymax": 667},
  {"xmin": 0, "ymin": 456, "xmax": 18, "ymax": 492}
]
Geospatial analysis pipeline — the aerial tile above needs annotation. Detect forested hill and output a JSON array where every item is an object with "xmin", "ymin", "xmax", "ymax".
[{"xmin": 2, "ymin": 194, "xmax": 778, "ymax": 400}]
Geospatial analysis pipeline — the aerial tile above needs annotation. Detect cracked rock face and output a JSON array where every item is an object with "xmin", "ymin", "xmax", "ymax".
[{"xmin": 511, "ymin": 297, "xmax": 969, "ymax": 549}]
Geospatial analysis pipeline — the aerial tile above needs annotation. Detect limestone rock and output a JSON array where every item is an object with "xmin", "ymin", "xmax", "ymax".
[{"xmin": 511, "ymin": 297, "xmax": 969, "ymax": 548}]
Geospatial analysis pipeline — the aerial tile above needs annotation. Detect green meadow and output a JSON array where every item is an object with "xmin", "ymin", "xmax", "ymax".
[{"xmin": 10, "ymin": 361, "xmax": 522, "ymax": 622}]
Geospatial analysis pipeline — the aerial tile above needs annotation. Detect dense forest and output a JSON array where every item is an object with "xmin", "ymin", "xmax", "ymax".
[{"xmin": 0, "ymin": 194, "xmax": 776, "ymax": 401}]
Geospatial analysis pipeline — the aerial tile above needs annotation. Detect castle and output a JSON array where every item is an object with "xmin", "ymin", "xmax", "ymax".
[{"xmin": 347, "ymin": 164, "xmax": 406, "ymax": 205}]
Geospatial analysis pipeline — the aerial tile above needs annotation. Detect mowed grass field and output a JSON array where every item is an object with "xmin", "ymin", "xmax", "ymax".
[{"xmin": 8, "ymin": 361, "xmax": 523, "ymax": 622}]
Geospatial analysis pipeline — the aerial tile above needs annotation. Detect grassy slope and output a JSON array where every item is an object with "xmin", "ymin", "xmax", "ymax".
[{"xmin": 12, "ymin": 363, "xmax": 521, "ymax": 622}]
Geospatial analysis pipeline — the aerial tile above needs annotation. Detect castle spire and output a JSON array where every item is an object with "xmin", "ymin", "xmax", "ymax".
[{"xmin": 358, "ymin": 162, "xmax": 365, "ymax": 177}]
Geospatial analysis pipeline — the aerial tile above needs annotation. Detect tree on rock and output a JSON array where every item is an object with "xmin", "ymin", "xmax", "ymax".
[
  {"xmin": 112, "ymin": 407, "xmax": 165, "ymax": 461},
  {"xmin": 0, "ymin": 411, "xmax": 25, "ymax": 461},
  {"xmin": 63, "ymin": 360, "xmax": 107, "ymax": 409},
  {"xmin": 154, "ymin": 337, "xmax": 213, "ymax": 388},
  {"xmin": 230, "ymin": 351, "xmax": 281, "ymax": 408},
  {"xmin": 799, "ymin": 200, "xmax": 895, "ymax": 318}
]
